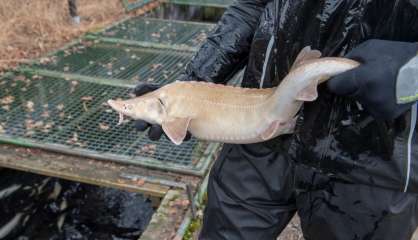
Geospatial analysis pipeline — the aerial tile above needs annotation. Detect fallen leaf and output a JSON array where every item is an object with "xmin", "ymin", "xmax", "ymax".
[
  {"xmin": 151, "ymin": 32, "xmax": 161, "ymax": 38},
  {"xmin": 39, "ymin": 57, "xmax": 53, "ymax": 64},
  {"xmin": 56, "ymin": 104, "xmax": 64, "ymax": 111},
  {"xmin": 26, "ymin": 101, "xmax": 34, "ymax": 112},
  {"xmin": 70, "ymin": 81, "xmax": 78, "ymax": 93},
  {"xmin": 25, "ymin": 120, "xmax": 44, "ymax": 130},
  {"xmin": 66, "ymin": 132, "xmax": 79, "ymax": 143},
  {"xmin": 15, "ymin": 75, "xmax": 26, "ymax": 81},
  {"xmin": 43, "ymin": 122, "xmax": 53, "ymax": 131},
  {"xmin": 82, "ymin": 102, "xmax": 88, "ymax": 112},
  {"xmin": 80, "ymin": 96, "xmax": 93, "ymax": 101},
  {"xmin": 104, "ymin": 31, "xmax": 116, "ymax": 36},
  {"xmin": 136, "ymin": 179, "xmax": 145, "ymax": 186},
  {"xmin": 180, "ymin": 199, "xmax": 190, "ymax": 207},
  {"xmin": 0, "ymin": 96, "xmax": 14, "ymax": 105},
  {"xmin": 150, "ymin": 63, "xmax": 162, "ymax": 71},
  {"xmin": 99, "ymin": 123, "xmax": 109, "ymax": 131},
  {"xmin": 41, "ymin": 111, "xmax": 49, "ymax": 118},
  {"xmin": 25, "ymin": 130, "xmax": 35, "ymax": 136},
  {"xmin": 137, "ymin": 144, "xmax": 157, "ymax": 155}
]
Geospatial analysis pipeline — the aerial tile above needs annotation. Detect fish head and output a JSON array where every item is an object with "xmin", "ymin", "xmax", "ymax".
[{"xmin": 107, "ymin": 95, "xmax": 166, "ymax": 125}]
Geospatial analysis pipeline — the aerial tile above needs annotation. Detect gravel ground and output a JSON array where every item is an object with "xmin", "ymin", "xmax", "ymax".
[{"xmin": 277, "ymin": 216, "xmax": 303, "ymax": 240}]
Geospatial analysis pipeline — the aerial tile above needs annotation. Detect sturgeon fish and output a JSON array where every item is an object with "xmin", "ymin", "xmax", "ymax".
[{"xmin": 107, "ymin": 47, "xmax": 360, "ymax": 145}]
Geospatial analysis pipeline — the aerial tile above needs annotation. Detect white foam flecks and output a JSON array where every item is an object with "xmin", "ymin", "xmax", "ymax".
[
  {"xmin": 0, "ymin": 213, "xmax": 23, "ymax": 238},
  {"xmin": 48, "ymin": 181, "xmax": 62, "ymax": 200},
  {"xmin": 0, "ymin": 184, "xmax": 21, "ymax": 199}
]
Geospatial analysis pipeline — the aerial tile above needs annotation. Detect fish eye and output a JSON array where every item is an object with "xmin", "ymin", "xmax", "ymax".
[{"xmin": 124, "ymin": 104, "xmax": 133, "ymax": 110}]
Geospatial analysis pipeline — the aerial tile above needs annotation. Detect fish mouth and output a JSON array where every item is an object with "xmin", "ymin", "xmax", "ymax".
[{"xmin": 107, "ymin": 100, "xmax": 125, "ymax": 125}]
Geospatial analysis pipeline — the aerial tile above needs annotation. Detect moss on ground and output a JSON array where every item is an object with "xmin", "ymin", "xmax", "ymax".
[{"xmin": 183, "ymin": 217, "xmax": 202, "ymax": 240}]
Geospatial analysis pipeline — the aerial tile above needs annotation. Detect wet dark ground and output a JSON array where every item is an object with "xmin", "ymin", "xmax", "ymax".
[{"xmin": 0, "ymin": 169, "xmax": 154, "ymax": 240}]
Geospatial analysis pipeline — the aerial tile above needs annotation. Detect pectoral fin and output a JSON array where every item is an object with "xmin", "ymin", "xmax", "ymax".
[
  {"xmin": 162, "ymin": 117, "xmax": 191, "ymax": 145},
  {"xmin": 260, "ymin": 117, "xmax": 298, "ymax": 140},
  {"xmin": 261, "ymin": 120, "xmax": 281, "ymax": 140}
]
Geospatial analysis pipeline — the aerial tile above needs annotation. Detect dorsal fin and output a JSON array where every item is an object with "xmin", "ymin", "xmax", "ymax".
[{"xmin": 290, "ymin": 46, "xmax": 322, "ymax": 71}]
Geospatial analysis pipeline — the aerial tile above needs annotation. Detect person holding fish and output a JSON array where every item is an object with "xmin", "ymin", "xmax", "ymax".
[{"xmin": 132, "ymin": 1, "xmax": 418, "ymax": 239}]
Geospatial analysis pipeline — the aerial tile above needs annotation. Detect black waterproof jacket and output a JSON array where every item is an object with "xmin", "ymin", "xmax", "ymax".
[{"xmin": 183, "ymin": 0, "xmax": 418, "ymax": 192}]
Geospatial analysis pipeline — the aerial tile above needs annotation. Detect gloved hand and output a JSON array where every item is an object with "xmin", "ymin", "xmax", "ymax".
[
  {"xmin": 132, "ymin": 83, "xmax": 192, "ymax": 141},
  {"xmin": 327, "ymin": 39, "xmax": 418, "ymax": 120}
]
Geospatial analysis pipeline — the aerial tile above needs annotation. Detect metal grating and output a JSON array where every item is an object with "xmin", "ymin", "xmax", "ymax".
[
  {"xmin": 0, "ymin": 73, "xmax": 215, "ymax": 175},
  {"xmin": 96, "ymin": 17, "xmax": 214, "ymax": 48},
  {"xmin": 26, "ymin": 42, "xmax": 193, "ymax": 87},
  {"xmin": 167, "ymin": 0, "xmax": 235, "ymax": 8},
  {"xmin": 121, "ymin": 0, "xmax": 155, "ymax": 12}
]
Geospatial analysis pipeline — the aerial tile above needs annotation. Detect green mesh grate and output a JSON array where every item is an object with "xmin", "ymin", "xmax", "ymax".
[
  {"xmin": 0, "ymin": 73, "xmax": 215, "ymax": 175},
  {"xmin": 121, "ymin": 0, "xmax": 154, "ymax": 12},
  {"xmin": 167, "ymin": 0, "xmax": 234, "ymax": 8},
  {"xmin": 96, "ymin": 17, "xmax": 214, "ymax": 48},
  {"xmin": 26, "ymin": 42, "xmax": 193, "ymax": 87}
]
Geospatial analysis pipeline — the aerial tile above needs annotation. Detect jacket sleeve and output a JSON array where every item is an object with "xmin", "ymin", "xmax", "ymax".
[{"xmin": 181, "ymin": 0, "xmax": 270, "ymax": 84}]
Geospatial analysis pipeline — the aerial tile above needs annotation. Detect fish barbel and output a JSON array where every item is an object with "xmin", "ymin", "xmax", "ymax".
[{"xmin": 107, "ymin": 47, "xmax": 360, "ymax": 145}]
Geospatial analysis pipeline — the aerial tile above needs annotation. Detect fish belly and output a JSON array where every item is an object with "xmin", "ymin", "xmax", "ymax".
[{"xmin": 187, "ymin": 105, "xmax": 269, "ymax": 143}]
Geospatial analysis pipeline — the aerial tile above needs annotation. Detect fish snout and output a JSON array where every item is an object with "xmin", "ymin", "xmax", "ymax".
[
  {"xmin": 107, "ymin": 100, "xmax": 126, "ymax": 125},
  {"xmin": 107, "ymin": 100, "xmax": 123, "ymax": 112}
]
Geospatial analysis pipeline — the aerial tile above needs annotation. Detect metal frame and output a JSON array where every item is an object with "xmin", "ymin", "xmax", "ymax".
[
  {"xmin": 0, "ymin": 135, "xmax": 219, "ymax": 176},
  {"xmin": 121, "ymin": 0, "xmax": 156, "ymax": 11},
  {"xmin": 166, "ymin": 0, "xmax": 234, "ymax": 8}
]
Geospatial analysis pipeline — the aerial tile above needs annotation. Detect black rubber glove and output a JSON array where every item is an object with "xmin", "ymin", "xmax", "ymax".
[
  {"xmin": 327, "ymin": 39, "xmax": 418, "ymax": 120},
  {"xmin": 132, "ymin": 83, "xmax": 192, "ymax": 141}
]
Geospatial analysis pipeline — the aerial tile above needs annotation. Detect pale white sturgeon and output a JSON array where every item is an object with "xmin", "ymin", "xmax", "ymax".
[{"xmin": 107, "ymin": 47, "xmax": 360, "ymax": 145}]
